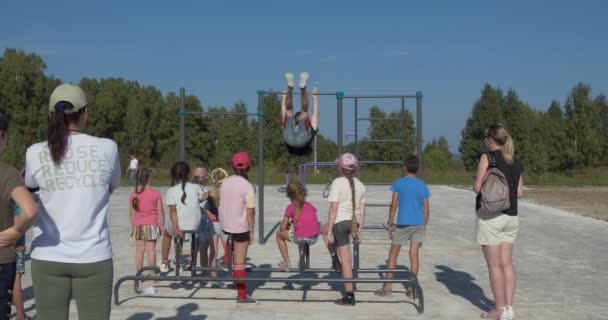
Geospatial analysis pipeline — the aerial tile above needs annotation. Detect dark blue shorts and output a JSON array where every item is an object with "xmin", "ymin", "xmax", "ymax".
[{"xmin": 0, "ymin": 262, "xmax": 16, "ymax": 320}]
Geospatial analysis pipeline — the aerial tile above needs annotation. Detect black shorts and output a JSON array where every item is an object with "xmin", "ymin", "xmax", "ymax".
[
  {"xmin": 223, "ymin": 230, "xmax": 251, "ymax": 243},
  {"xmin": 0, "ymin": 262, "xmax": 16, "ymax": 320},
  {"xmin": 332, "ymin": 220, "xmax": 353, "ymax": 247}
]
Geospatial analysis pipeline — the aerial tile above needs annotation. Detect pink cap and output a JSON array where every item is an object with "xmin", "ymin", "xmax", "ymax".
[
  {"xmin": 232, "ymin": 152, "xmax": 251, "ymax": 169},
  {"xmin": 336, "ymin": 152, "xmax": 358, "ymax": 170}
]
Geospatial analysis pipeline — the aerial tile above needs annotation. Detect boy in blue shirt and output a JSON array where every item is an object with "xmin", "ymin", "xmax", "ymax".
[{"xmin": 375, "ymin": 157, "xmax": 430, "ymax": 298}]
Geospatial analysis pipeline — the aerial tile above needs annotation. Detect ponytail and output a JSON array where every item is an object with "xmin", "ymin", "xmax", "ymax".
[
  {"xmin": 286, "ymin": 182, "xmax": 307, "ymax": 222},
  {"xmin": 132, "ymin": 168, "xmax": 153, "ymax": 211},
  {"xmin": 170, "ymin": 161, "xmax": 191, "ymax": 205},
  {"xmin": 343, "ymin": 169, "xmax": 359, "ymax": 235},
  {"xmin": 502, "ymin": 135, "xmax": 514, "ymax": 164},
  {"xmin": 47, "ymin": 104, "xmax": 84, "ymax": 165}
]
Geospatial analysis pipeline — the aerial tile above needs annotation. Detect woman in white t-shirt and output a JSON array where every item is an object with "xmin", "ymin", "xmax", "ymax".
[
  {"xmin": 159, "ymin": 161, "xmax": 203, "ymax": 273},
  {"xmin": 24, "ymin": 84, "xmax": 121, "ymax": 319},
  {"xmin": 321, "ymin": 153, "xmax": 366, "ymax": 306}
]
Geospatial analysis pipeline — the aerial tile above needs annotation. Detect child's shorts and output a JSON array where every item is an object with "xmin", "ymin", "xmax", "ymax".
[
  {"xmin": 197, "ymin": 218, "xmax": 216, "ymax": 243},
  {"xmin": 212, "ymin": 221, "xmax": 228, "ymax": 241},
  {"xmin": 132, "ymin": 225, "xmax": 161, "ymax": 241},
  {"xmin": 289, "ymin": 229, "xmax": 319, "ymax": 246},
  {"xmin": 15, "ymin": 247, "xmax": 26, "ymax": 274},
  {"xmin": 392, "ymin": 225, "xmax": 425, "ymax": 247}
]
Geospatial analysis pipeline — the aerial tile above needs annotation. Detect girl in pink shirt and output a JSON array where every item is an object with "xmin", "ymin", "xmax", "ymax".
[
  {"xmin": 129, "ymin": 168, "xmax": 165, "ymax": 282},
  {"xmin": 276, "ymin": 182, "xmax": 320, "ymax": 271}
]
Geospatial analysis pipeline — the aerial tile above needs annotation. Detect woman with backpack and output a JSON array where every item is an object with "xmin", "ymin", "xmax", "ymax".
[{"xmin": 473, "ymin": 124, "xmax": 523, "ymax": 320}]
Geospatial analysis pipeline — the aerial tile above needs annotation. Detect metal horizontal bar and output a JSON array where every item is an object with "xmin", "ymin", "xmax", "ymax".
[
  {"xmin": 359, "ymin": 160, "xmax": 402, "ymax": 164},
  {"xmin": 365, "ymin": 204, "xmax": 391, "ymax": 207},
  {"xmin": 357, "ymin": 139, "xmax": 404, "ymax": 143},
  {"xmin": 357, "ymin": 117, "xmax": 405, "ymax": 121},
  {"xmin": 344, "ymin": 95, "xmax": 417, "ymax": 99},
  {"xmin": 181, "ymin": 112, "xmax": 259, "ymax": 116},
  {"xmin": 186, "ymin": 267, "xmax": 414, "ymax": 275},
  {"xmin": 262, "ymin": 90, "xmax": 339, "ymax": 96},
  {"xmin": 363, "ymin": 182, "xmax": 394, "ymax": 186},
  {"xmin": 118, "ymin": 275, "xmax": 416, "ymax": 284}
]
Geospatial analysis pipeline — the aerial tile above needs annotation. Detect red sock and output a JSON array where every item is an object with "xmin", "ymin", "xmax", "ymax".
[
  {"xmin": 234, "ymin": 263, "xmax": 247, "ymax": 299},
  {"xmin": 224, "ymin": 243, "xmax": 230, "ymax": 265}
]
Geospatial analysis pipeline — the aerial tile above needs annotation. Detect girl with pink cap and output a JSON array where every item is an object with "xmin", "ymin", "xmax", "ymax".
[{"xmin": 321, "ymin": 152, "xmax": 367, "ymax": 306}]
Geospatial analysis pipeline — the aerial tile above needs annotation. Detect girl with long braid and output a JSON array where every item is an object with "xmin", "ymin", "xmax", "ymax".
[
  {"xmin": 160, "ymin": 161, "xmax": 203, "ymax": 272},
  {"xmin": 275, "ymin": 182, "xmax": 320, "ymax": 271},
  {"xmin": 129, "ymin": 167, "xmax": 164, "ymax": 292},
  {"xmin": 321, "ymin": 153, "xmax": 367, "ymax": 306}
]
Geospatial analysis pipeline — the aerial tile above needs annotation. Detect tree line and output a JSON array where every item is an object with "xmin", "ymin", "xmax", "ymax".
[
  {"xmin": 0, "ymin": 48, "xmax": 417, "ymax": 172},
  {"xmin": 460, "ymin": 83, "xmax": 608, "ymax": 175}
]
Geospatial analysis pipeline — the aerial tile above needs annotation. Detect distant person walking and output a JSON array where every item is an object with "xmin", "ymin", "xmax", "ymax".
[
  {"xmin": 0, "ymin": 112, "xmax": 38, "ymax": 320},
  {"xmin": 128, "ymin": 154, "xmax": 139, "ymax": 185},
  {"xmin": 474, "ymin": 124, "xmax": 523, "ymax": 320},
  {"xmin": 24, "ymin": 84, "xmax": 121, "ymax": 319}
]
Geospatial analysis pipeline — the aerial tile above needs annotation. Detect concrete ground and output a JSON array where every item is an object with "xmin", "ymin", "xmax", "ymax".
[{"xmin": 15, "ymin": 185, "xmax": 608, "ymax": 319}]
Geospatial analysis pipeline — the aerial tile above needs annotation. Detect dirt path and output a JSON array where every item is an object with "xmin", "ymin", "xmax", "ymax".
[{"xmin": 524, "ymin": 186, "xmax": 608, "ymax": 221}]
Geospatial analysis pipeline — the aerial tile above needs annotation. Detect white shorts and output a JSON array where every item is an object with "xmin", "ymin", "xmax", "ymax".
[{"xmin": 476, "ymin": 213, "xmax": 519, "ymax": 245}]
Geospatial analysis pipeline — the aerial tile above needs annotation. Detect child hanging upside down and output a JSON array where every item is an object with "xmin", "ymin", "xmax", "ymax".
[{"xmin": 282, "ymin": 72, "xmax": 319, "ymax": 155}]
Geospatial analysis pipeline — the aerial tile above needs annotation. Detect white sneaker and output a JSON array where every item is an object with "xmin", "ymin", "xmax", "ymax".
[
  {"xmin": 500, "ymin": 306, "xmax": 514, "ymax": 320},
  {"xmin": 299, "ymin": 72, "xmax": 309, "ymax": 89},
  {"xmin": 159, "ymin": 261, "xmax": 169, "ymax": 273},
  {"xmin": 143, "ymin": 286, "xmax": 157, "ymax": 295},
  {"xmin": 285, "ymin": 72, "xmax": 295, "ymax": 88}
]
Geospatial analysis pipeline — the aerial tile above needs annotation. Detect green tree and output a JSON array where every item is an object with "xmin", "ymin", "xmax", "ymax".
[{"xmin": 564, "ymin": 83, "xmax": 603, "ymax": 169}]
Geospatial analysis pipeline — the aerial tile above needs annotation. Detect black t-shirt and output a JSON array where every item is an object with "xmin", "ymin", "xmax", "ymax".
[{"xmin": 476, "ymin": 151, "xmax": 523, "ymax": 216}]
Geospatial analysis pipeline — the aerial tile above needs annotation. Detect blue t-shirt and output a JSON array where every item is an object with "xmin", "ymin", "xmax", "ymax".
[{"xmin": 390, "ymin": 176, "xmax": 430, "ymax": 226}]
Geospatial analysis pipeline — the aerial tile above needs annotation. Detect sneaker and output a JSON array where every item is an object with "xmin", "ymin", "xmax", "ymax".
[
  {"xmin": 299, "ymin": 72, "xmax": 309, "ymax": 89},
  {"xmin": 237, "ymin": 296, "xmax": 259, "ymax": 304},
  {"xmin": 217, "ymin": 260, "xmax": 230, "ymax": 271},
  {"xmin": 143, "ymin": 286, "xmax": 157, "ymax": 295},
  {"xmin": 501, "ymin": 306, "xmax": 514, "ymax": 320},
  {"xmin": 334, "ymin": 295, "xmax": 356, "ymax": 306},
  {"xmin": 481, "ymin": 307, "xmax": 506, "ymax": 319},
  {"xmin": 374, "ymin": 288, "xmax": 392, "ymax": 298},
  {"xmin": 159, "ymin": 260, "xmax": 170, "ymax": 273},
  {"xmin": 278, "ymin": 261, "xmax": 291, "ymax": 272},
  {"xmin": 285, "ymin": 72, "xmax": 295, "ymax": 88},
  {"xmin": 331, "ymin": 257, "xmax": 342, "ymax": 272}
]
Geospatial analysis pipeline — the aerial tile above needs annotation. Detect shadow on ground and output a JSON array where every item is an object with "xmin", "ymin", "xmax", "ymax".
[{"xmin": 434, "ymin": 264, "xmax": 494, "ymax": 312}]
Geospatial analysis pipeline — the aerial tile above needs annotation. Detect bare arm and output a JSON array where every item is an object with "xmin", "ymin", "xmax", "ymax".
[
  {"xmin": 279, "ymin": 216, "xmax": 290, "ymax": 232},
  {"xmin": 281, "ymin": 90, "xmax": 287, "ymax": 124},
  {"xmin": 327, "ymin": 202, "xmax": 339, "ymax": 242},
  {"xmin": 311, "ymin": 90, "xmax": 319, "ymax": 130},
  {"xmin": 247, "ymin": 207, "xmax": 255, "ymax": 244},
  {"xmin": 473, "ymin": 154, "xmax": 489, "ymax": 193},
  {"xmin": 157, "ymin": 198, "xmax": 165, "ymax": 233},
  {"xmin": 169, "ymin": 205, "xmax": 182, "ymax": 238},
  {"xmin": 387, "ymin": 192, "xmax": 398, "ymax": 238},
  {"xmin": 423, "ymin": 198, "xmax": 430, "ymax": 228},
  {"xmin": 0, "ymin": 187, "xmax": 39, "ymax": 247},
  {"xmin": 200, "ymin": 191, "xmax": 209, "ymax": 201},
  {"xmin": 517, "ymin": 175, "xmax": 524, "ymax": 198},
  {"xmin": 356, "ymin": 201, "xmax": 366, "ymax": 241},
  {"xmin": 129, "ymin": 201, "xmax": 136, "ymax": 227}
]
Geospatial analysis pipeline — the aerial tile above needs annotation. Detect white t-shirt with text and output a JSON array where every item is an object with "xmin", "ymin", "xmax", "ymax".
[{"xmin": 25, "ymin": 134, "xmax": 121, "ymax": 263}]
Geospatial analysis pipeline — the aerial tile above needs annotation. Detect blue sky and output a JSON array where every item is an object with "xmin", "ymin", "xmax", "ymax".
[{"xmin": 2, "ymin": 0, "xmax": 607, "ymax": 153}]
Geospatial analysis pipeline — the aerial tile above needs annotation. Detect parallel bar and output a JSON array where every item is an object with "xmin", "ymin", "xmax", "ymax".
[
  {"xmin": 416, "ymin": 91, "xmax": 423, "ymax": 178},
  {"xmin": 179, "ymin": 88, "xmax": 185, "ymax": 161},
  {"xmin": 401, "ymin": 97, "xmax": 406, "ymax": 175},
  {"xmin": 180, "ymin": 112, "xmax": 259, "ymax": 116},
  {"xmin": 337, "ymin": 98, "xmax": 343, "ymax": 156},
  {"xmin": 257, "ymin": 92, "xmax": 265, "ymax": 244},
  {"xmin": 185, "ymin": 266, "xmax": 415, "ymax": 275},
  {"xmin": 357, "ymin": 117, "xmax": 404, "ymax": 121},
  {"xmin": 262, "ymin": 90, "xmax": 339, "ymax": 96},
  {"xmin": 354, "ymin": 97, "xmax": 359, "ymax": 176},
  {"xmin": 358, "ymin": 139, "xmax": 403, "ymax": 143},
  {"xmin": 344, "ymin": 95, "xmax": 417, "ymax": 99},
  {"xmin": 365, "ymin": 203, "xmax": 391, "ymax": 207},
  {"xmin": 359, "ymin": 160, "xmax": 402, "ymax": 164},
  {"xmin": 364, "ymin": 182, "xmax": 393, "ymax": 186}
]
